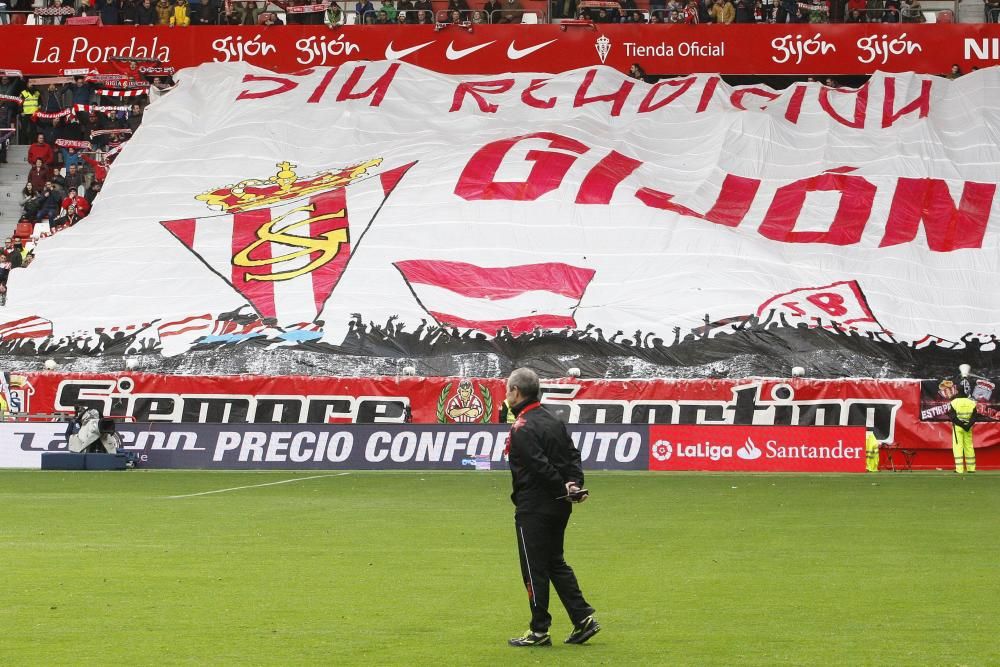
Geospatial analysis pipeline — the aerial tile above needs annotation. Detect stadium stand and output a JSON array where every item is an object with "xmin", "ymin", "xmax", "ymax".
[{"xmin": 0, "ymin": 0, "xmax": 971, "ymax": 24}]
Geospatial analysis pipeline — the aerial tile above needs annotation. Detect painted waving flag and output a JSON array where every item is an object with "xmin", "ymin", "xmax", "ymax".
[
  {"xmin": 160, "ymin": 160, "xmax": 415, "ymax": 328},
  {"xmin": 394, "ymin": 260, "xmax": 595, "ymax": 335},
  {"xmin": 0, "ymin": 316, "xmax": 53, "ymax": 341}
]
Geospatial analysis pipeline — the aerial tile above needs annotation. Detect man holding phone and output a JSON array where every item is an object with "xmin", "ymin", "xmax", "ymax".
[{"xmin": 504, "ymin": 367, "xmax": 600, "ymax": 647}]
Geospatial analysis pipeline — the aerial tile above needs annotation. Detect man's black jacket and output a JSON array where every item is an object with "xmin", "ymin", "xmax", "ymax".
[{"xmin": 508, "ymin": 400, "xmax": 584, "ymax": 515}]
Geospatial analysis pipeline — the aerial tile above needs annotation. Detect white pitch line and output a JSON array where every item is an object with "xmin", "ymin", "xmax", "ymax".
[{"xmin": 168, "ymin": 472, "xmax": 350, "ymax": 499}]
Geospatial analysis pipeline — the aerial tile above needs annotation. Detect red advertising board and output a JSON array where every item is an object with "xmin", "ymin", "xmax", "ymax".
[
  {"xmin": 649, "ymin": 425, "xmax": 866, "ymax": 472},
  {"xmin": 2, "ymin": 25, "xmax": 1000, "ymax": 76}
]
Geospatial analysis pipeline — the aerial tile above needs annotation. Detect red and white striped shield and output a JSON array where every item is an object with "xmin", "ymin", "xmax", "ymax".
[{"xmin": 161, "ymin": 163, "xmax": 414, "ymax": 326}]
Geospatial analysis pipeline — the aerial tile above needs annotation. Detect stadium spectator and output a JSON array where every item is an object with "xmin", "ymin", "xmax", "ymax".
[
  {"xmin": 170, "ymin": 0, "xmax": 191, "ymax": 25},
  {"xmin": 61, "ymin": 190, "xmax": 89, "ymax": 217},
  {"xmin": 709, "ymin": 0, "xmax": 735, "ymax": 22},
  {"xmin": 121, "ymin": 0, "xmax": 139, "ymax": 23},
  {"xmin": 0, "ymin": 76, "xmax": 21, "ymax": 114},
  {"xmin": 27, "ymin": 158, "xmax": 52, "ymax": 192},
  {"xmin": 628, "ymin": 63, "xmax": 647, "ymax": 81},
  {"xmin": 845, "ymin": 6, "xmax": 866, "ymax": 20},
  {"xmin": 64, "ymin": 163, "xmax": 84, "ymax": 194},
  {"xmin": 84, "ymin": 179, "xmax": 103, "ymax": 205},
  {"xmin": 988, "ymin": 0, "xmax": 1000, "ymax": 21},
  {"xmin": 154, "ymin": 0, "xmax": 171, "ymax": 23},
  {"xmin": 503, "ymin": 367, "xmax": 599, "ymax": 648},
  {"xmin": 36, "ymin": 181, "xmax": 62, "ymax": 222},
  {"xmin": 946, "ymin": 64, "xmax": 962, "ymax": 79},
  {"xmin": 499, "ymin": 0, "xmax": 521, "ymax": 22},
  {"xmin": 244, "ymin": 0, "xmax": 265, "ymax": 23},
  {"xmin": 326, "ymin": 1, "xmax": 343, "ymax": 23},
  {"xmin": 8, "ymin": 242, "xmax": 23, "ymax": 269},
  {"xmin": 412, "ymin": 0, "xmax": 432, "ymax": 18},
  {"xmin": 355, "ymin": 0, "xmax": 374, "ymax": 21},
  {"xmin": 261, "ymin": 9, "xmax": 283, "ymax": 23},
  {"xmin": 64, "ymin": 77, "xmax": 95, "ymax": 107},
  {"xmin": 136, "ymin": 0, "xmax": 156, "ymax": 22},
  {"xmin": 880, "ymin": 2, "xmax": 899, "ymax": 20},
  {"xmin": 76, "ymin": 0, "xmax": 101, "ymax": 19},
  {"xmin": 38, "ymin": 83, "xmax": 67, "ymax": 114},
  {"xmin": 414, "ymin": 8, "xmax": 431, "ymax": 21},
  {"xmin": 619, "ymin": 0, "xmax": 641, "ymax": 21},
  {"xmin": 900, "ymin": 0, "xmax": 922, "ymax": 20},
  {"xmin": 682, "ymin": 0, "xmax": 699, "ymax": 22},
  {"xmin": 774, "ymin": 0, "xmax": 795, "ymax": 21},
  {"xmin": 193, "ymin": 0, "xmax": 216, "ymax": 23},
  {"xmin": 0, "ymin": 254, "xmax": 10, "ymax": 306},
  {"xmin": 447, "ymin": 0, "xmax": 470, "ymax": 17},
  {"xmin": 734, "ymin": 0, "xmax": 755, "ymax": 20},
  {"xmin": 21, "ymin": 182, "xmax": 43, "ymax": 219},
  {"xmin": 96, "ymin": 0, "xmax": 120, "ymax": 24},
  {"xmin": 470, "ymin": 8, "xmax": 485, "ymax": 21},
  {"xmin": 147, "ymin": 77, "xmax": 175, "ymax": 103},
  {"xmin": 482, "ymin": 0, "xmax": 500, "ymax": 19},
  {"xmin": 52, "ymin": 203, "xmax": 84, "ymax": 231},
  {"xmin": 380, "ymin": 0, "xmax": 398, "ymax": 20},
  {"xmin": 19, "ymin": 84, "xmax": 39, "ymax": 143}
]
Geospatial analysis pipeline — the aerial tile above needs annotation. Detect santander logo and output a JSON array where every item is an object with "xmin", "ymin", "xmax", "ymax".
[{"xmin": 736, "ymin": 437, "xmax": 762, "ymax": 460}]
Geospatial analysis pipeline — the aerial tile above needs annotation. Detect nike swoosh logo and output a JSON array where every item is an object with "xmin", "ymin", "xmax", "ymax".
[
  {"xmin": 445, "ymin": 41, "xmax": 496, "ymax": 60},
  {"xmin": 384, "ymin": 40, "xmax": 435, "ymax": 60},
  {"xmin": 507, "ymin": 39, "xmax": 557, "ymax": 60}
]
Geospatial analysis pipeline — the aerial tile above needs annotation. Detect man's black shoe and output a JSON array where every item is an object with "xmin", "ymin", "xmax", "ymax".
[
  {"xmin": 508, "ymin": 630, "xmax": 551, "ymax": 647},
  {"xmin": 565, "ymin": 616, "xmax": 601, "ymax": 644}
]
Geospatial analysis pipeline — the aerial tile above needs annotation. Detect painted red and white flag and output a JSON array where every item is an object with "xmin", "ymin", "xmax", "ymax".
[
  {"xmin": 394, "ymin": 260, "xmax": 595, "ymax": 335},
  {"xmin": 757, "ymin": 280, "xmax": 886, "ymax": 333},
  {"xmin": 0, "ymin": 316, "xmax": 53, "ymax": 340},
  {"xmin": 160, "ymin": 163, "xmax": 415, "ymax": 327},
  {"xmin": 157, "ymin": 313, "xmax": 213, "ymax": 357}
]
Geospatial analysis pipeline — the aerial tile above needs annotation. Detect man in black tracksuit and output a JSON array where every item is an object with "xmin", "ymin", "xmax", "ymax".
[{"xmin": 504, "ymin": 367, "xmax": 600, "ymax": 647}]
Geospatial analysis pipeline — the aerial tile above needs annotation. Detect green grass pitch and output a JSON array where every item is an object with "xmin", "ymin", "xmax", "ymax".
[{"xmin": 1, "ymin": 470, "xmax": 998, "ymax": 666}]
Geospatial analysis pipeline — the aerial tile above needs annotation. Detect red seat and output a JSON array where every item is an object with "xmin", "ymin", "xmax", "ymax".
[{"xmin": 14, "ymin": 221, "xmax": 34, "ymax": 240}]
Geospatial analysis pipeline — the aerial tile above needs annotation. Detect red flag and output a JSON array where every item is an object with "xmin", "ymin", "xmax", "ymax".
[{"xmin": 394, "ymin": 260, "xmax": 595, "ymax": 335}]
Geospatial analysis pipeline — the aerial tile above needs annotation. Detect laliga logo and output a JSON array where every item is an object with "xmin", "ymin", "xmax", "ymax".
[
  {"xmin": 595, "ymin": 35, "xmax": 611, "ymax": 64},
  {"xmin": 770, "ymin": 34, "xmax": 836, "ymax": 65},
  {"xmin": 212, "ymin": 35, "xmax": 277, "ymax": 63},
  {"xmin": 736, "ymin": 437, "xmax": 762, "ymax": 461},
  {"xmin": 857, "ymin": 33, "xmax": 921, "ymax": 65},
  {"xmin": 652, "ymin": 439, "xmax": 673, "ymax": 461}
]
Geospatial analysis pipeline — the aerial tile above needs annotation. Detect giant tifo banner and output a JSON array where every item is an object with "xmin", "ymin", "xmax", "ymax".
[
  {"xmin": 4, "ymin": 62, "xmax": 1000, "ymax": 378},
  {"xmin": 4, "ymin": 25, "xmax": 1000, "ymax": 75},
  {"xmin": 4, "ymin": 373, "xmax": 999, "ymax": 461}
]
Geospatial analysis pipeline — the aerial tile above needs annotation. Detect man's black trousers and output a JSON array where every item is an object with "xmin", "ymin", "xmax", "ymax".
[{"xmin": 514, "ymin": 511, "xmax": 594, "ymax": 633}]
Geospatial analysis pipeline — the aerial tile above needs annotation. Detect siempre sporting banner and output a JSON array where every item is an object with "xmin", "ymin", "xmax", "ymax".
[
  {"xmin": 4, "ymin": 62, "xmax": 1000, "ymax": 378},
  {"xmin": 11, "ymin": 372, "xmax": 1000, "ymax": 453},
  {"xmin": 4, "ymin": 25, "xmax": 1000, "ymax": 75}
]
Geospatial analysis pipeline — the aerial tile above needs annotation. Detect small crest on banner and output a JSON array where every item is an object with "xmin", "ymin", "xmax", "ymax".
[
  {"xmin": 938, "ymin": 379, "xmax": 958, "ymax": 400},
  {"xmin": 595, "ymin": 35, "xmax": 611, "ymax": 64},
  {"xmin": 436, "ymin": 380, "xmax": 493, "ymax": 424}
]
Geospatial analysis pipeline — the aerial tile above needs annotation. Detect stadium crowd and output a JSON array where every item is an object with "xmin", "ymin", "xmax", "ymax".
[
  {"xmin": 0, "ymin": 0, "xmax": 968, "ymax": 25},
  {"xmin": 0, "ymin": 72, "xmax": 171, "ymax": 303}
]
